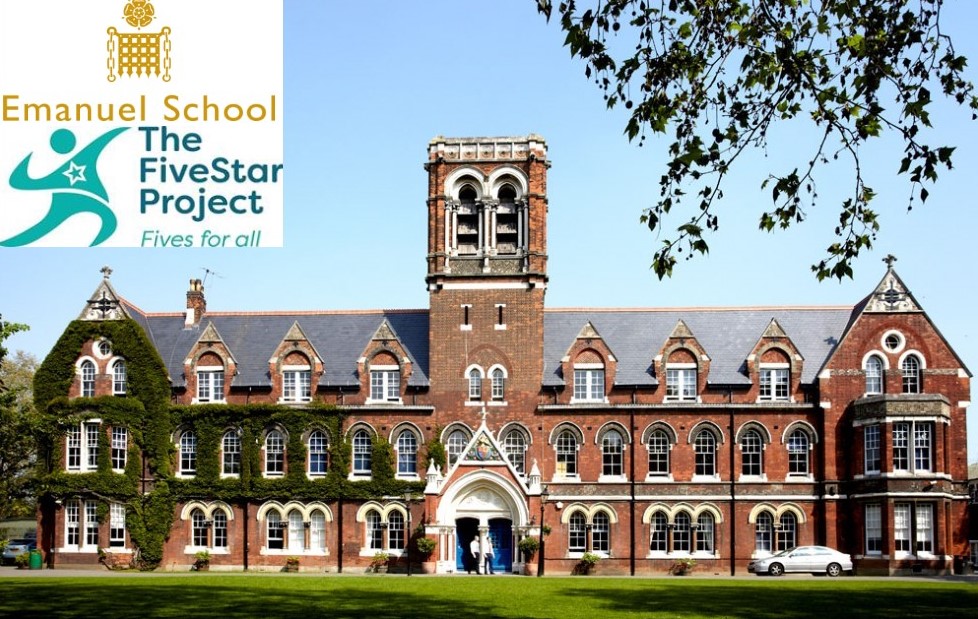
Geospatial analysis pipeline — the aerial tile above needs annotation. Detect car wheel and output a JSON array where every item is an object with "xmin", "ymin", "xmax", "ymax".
[
  {"xmin": 826, "ymin": 563, "xmax": 842, "ymax": 577},
  {"xmin": 768, "ymin": 563, "xmax": 784, "ymax": 576}
]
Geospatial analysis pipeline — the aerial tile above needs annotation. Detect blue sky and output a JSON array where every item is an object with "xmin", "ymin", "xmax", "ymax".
[{"xmin": 2, "ymin": 0, "xmax": 976, "ymax": 461}]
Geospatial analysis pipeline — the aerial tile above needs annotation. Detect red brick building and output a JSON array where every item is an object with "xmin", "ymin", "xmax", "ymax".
[{"xmin": 36, "ymin": 136, "xmax": 972, "ymax": 575}]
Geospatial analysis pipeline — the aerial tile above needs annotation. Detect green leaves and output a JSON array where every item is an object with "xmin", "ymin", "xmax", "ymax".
[{"xmin": 539, "ymin": 0, "xmax": 975, "ymax": 280}]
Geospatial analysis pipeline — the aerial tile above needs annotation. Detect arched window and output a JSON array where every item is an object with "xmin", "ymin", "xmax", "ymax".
[
  {"xmin": 266, "ymin": 509, "xmax": 284, "ymax": 550},
  {"xmin": 308, "ymin": 430, "xmax": 328, "ymax": 476},
  {"xmin": 694, "ymin": 430, "xmax": 716, "ymax": 477},
  {"xmin": 503, "ymin": 429, "xmax": 527, "ymax": 474},
  {"xmin": 388, "ymin": 511, "xmax": 405, "ymax": 550},
  {"xmin": 865, "ymin": 354, "xmax": 884, "ymax": 394},
  {"xmin": 396, "ymin": 430, "xmax": 418, "ymax": 476},
  {"xmin": 673, "ymin": 512, "xmax": 691, "ymax": 552},
  {"xmin": 265, "ymin": 430, "xmax": 285, "ymax": 476},
  {"xmin": 180, "ymin": 431, "xmax": 197, "ymax": 475},
  {"xmin": 366, "ymin": 510, "xmax": 383, "ymax": 549},
  {"xmin": 787, "ymin": 430, "xmax": 809, "ymax": 476},
  {"xmin": 696, "ymin": 513, "xmax": 715, "ymax": 553},
  {"xmin": 741, "ymin": 430, "xmax": 763, "ymax": 477},
  {"xmin": 222, "ymin": 431, "xmax": 241, "ymax": 476},
  {"xmin": 288, "ymin": 510, "xmax": 304, "ymax": 551},
  {"xmin": 592, "ymin": 512, "xmax": 610, "ymax": 552},
  {"xmin": 647, "ymin": 430, "xmax": 670, "ymax": 476},
  {"xmin": 901, "ymin": 354, "xmax": 922, "ymax": 393},
  {"xmin": 310, "ymin": 511, "xmax": 326, "ymax": 551},
  {"xmin": 777, "ymin": 513, "xmax": 796, "ymax": 551},
  {"xmin": 491, "ymin": 367, "xmax": 506, "ymax": 400},
  {"xmin": 555, "ymin": 430, "xmax": 578, "ymax": 476},
  {"xmin": 213, "ymin": 510, "xmax": 228, "ymax": 549},
  {"xmin": 446, "ymin": 429, "xmax": 470, "ymax": 467},
  {"xmin": 468, "ymin": 367, "xmax": 483, "ymax": 401},
  {"xmin": 80, "ymin": 360, "xmax": 95, "ymax": 397},
  {"xmin": 755, "ymin": 511, "xmax": 773, "ymax": 553},
  {"xmin": 111, "ymin": 359, "xmax": 127, "ymax": 395},
  {"xmin": 353, "ymin": 429, "xmax": 372, "ymax": 475},
  {"xmin": 455, "ymin": 184, "xmax": 481, "ymax": 255},
  {"xmin": 191, "ymin": 509, "xmax": 208, "ymax": 547},
  {"xmin": 568, "ymin": 511, "xmax": 586, "ymax": 551},
  {"xmin": 650, "ymin": 511, "xmax": 668, "ymax": 552},
  {"xmin": 601, "ymin": 430, "xmax": 624, "ymax": 477}
]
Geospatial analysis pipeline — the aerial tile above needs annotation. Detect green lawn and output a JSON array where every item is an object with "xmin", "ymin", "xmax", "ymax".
[{"xmin": 1, "ymin": 574, "xmax": 975, "ymax": 618}]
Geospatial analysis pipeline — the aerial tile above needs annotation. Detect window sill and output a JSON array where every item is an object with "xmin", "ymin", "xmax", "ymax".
[
  {"xmin": 784, "ymin": 474, "xmax": 814, "ymax": 482},
  {"xmin": 348, "ymin": 473, "xmax": 372, "ymax": 481},
  {"xmin": 569, "ymin": 398, "xmax": 609, "ymax": 405},
  {"xmin": 487, "ymin": 400, "xmax": 508, "ymax": 407},
  {"xmin": 191, "ymin": 399, "xmax": 227, "ymax": 405},
  {"xmin": 691, "ymin": 475, "xmax": 721, "ymax": 483},
  {"xmin": 184, "ymin": 546, "xmax": 229, "ymax": 555},
  {"xmin": 598, "ymin": 475, "xmax": 627, "ymax": 483},
  {"xmin": 396, "ymin": 474, "xmax": 420, "ymax": 481},
  {"xmin": 738, "ymin": 474, "xmax": 768, "ymax": 483},
  {"xmin": 59, "ymin": 545, "xmax": 100, "ymax": 554},
  {"xmin": 464, "ymin": 400, "xmax": 486, "ymax": 406},
  {"xmin": 365, "ymin": 398, "xmax": 403, "ymax": 406},
  {"xmin": 645, "ymin": 474, "xmax": 674, "ymax": 482},
  {"xmin": 220, "ymin": 473, "xmax": 241, "ymax": 480},
  {"xmin": 551, "ymin": 474, "xmax": 580, "ymax": 483}
]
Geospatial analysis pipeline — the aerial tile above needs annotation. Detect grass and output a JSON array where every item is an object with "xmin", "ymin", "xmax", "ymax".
[{"xmin": 0, "ymin": 574, "xmax": 975, "ymax": 618}]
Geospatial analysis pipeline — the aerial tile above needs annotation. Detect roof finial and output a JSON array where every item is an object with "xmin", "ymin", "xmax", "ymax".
[
  {"xmin": 882, "ymin": 254, "xmax": 897, "ymax": 268},
  {"xmin": 100, "ymin": 265, "xmax": 113, "ymax": 280}
]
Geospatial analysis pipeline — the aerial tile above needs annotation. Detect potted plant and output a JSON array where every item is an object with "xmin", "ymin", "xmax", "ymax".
[
  {"xmin": 14, "ymin": 552, "xmax": 30, "ymax": 570},
  {"xmin": 518, "ymin": 537, "xmax": 540, "ymax": 576},
  {"xmin": 671, "ymin": 557, "xmax": 696, "ymax": 575},
  {"xmin": 416, "ymin": 537, "xmax": 437, "ymax": 574},
  {"xmin": 574, "ymin": 551, "xmax": 601, "ymax": 575},
  {"xmin": 285, "ymin": 556, "xmax": 300, "ymax": 572},
  {"xmin": 193, "ymin": 550, "xmax": 211, "ymax": 571},
  {"xmin": 370, "ymin": 551, "xmax": 390, "ymax": 573}
]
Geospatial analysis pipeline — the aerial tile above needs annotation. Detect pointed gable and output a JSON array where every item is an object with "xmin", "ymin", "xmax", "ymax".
[
  {"xmin": 654, "ymin": 319, "xmax": 711, "ymax": 395},
  {"xmin": 749, "ymin": 318, "xmax": 804, "ymax": 365},
  {"xmin": 269, "ymin": 320, "xmax": 324, "ymax": 373},
  {"xmin": 78, "ymin": 266, "xmax": 130, "ymax": 321},
  {"xmin": 357, "ymin": 318, "xmax": 414, "ymax": 400},
  {"xmin": 863, "ymin": 263, "xmax": 922, "ymax": 313},
  {"xmin": 184, "ymin": 321, "xmax": 238, "ymax": 374}
]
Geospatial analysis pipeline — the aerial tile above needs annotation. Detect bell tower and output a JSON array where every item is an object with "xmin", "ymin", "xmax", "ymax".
[{"xmin": 424, "ymin": 136, "xmax": 549, "ymax": 415}]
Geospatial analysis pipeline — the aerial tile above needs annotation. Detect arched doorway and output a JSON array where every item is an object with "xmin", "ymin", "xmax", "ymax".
[{"xmin": 437, "ymin": 471, "xmax": 530, "ymax": 574}]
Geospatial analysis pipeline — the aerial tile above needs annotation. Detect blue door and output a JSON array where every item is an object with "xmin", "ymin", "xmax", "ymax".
[{"xmin": 488, "ymin": 518, "xmax": 512, "ymax": 573}]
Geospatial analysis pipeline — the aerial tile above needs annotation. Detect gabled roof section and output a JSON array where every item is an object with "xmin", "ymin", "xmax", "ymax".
[
  {"xmin": 78, "ymin": 266, "xmax": 131, "ymax": 321},
  {"xmin": 274, "ymin": 320, "xmax": 324, "ymax": 365},
  {"xmin": 863, "ymin": 264, "xmax": 923, "ymax": 313},
  {"xmin": 371, "ymin": 319, "xmax": 399, "ymax": 343},
  {"xmin": 193, "ymin": 321, "xmax": 238, "ymax": 365},
  {"xmin": 577, "ymin": 321, "xmax": 601, "ymax": 340},
  {"xmin": 544, "ymin": 308, "xmax": 851, "ymax": 387},
  {"xmin": 669, "ymin": 319, "xmax": 695, "ymax": 340},
  {"xmin": 138, "ymin": 310, "xmax": 430, "ymax": 389},
  {"xmin": 761, "ymin": 318, "xmax": 788, "ymax": 339}
]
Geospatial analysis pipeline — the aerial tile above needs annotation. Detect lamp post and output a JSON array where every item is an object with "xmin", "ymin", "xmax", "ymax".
[
  {"xmin": 404, "ymin": 492, "xmax": 414, "ymax": 577},
  {"xmin": 538, "ymin": 485, "xmax": 549, "ymax": 577}
]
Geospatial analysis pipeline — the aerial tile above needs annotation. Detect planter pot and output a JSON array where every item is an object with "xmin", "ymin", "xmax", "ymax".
[
  {"xmin": 420, "ymin": 561, "xmax": 437, "ymax": 574},
  {"xmin": 373, "ymin": 565, "xmax": 388, "ymax": 574},
  {"xmin": 284, "ymin": 564, "xmax": 299, "ymax": 573},
  {"xmin": 523, "ymin": 563, "xmax": 538, "ymax": 576},
  {"xmin": 194, "ymin": 563, "xmax": 210, "ymax": 572}
]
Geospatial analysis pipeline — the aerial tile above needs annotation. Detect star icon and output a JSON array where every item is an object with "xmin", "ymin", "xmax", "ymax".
[{"xmin": 63, "ymin": 161, "xmax": 87, "ymax": 186}]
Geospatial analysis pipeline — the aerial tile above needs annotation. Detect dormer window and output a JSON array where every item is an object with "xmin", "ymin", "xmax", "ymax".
[
  {"xmin": 665, "ymin": 365, "xmax": 696, "ymax": 401},
  {"xmin": 759, "ymin": 366, "xmax": 789, "ymax": 401},
  {"xmin": 369, "ymin": 366, "xmax": 400, "ymax": 402},
  {"xmin": 282, "ymin": 366, "xmax": 311, "ymax": 403},
  {"xmin": 573, "ymin": 365, "xmax": 605, "ymax": 402}
]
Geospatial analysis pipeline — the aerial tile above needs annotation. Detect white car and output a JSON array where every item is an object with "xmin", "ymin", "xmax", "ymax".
[{"xmin": 747, "ymin": 545, "xmax": 853, "ymax": 576}]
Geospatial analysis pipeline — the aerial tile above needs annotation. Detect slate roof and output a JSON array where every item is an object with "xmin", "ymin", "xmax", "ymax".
[
  {"xmin": 121, "ymin": 303, "xmax": 430, "ymax": 389},
  {"xmin": 542, "ymin": 307, "xmax": 857, "ymax": 387}
]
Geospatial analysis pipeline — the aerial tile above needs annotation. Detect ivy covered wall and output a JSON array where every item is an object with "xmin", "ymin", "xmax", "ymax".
[{"xmin": 34, "ymin": 319, "xmax": 422, "ymax": 570}]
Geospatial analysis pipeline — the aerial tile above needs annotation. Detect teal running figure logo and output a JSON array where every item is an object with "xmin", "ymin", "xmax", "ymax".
[{"xmin": 2, "ymin": 127, "xmax": 128, "ymax": 247}]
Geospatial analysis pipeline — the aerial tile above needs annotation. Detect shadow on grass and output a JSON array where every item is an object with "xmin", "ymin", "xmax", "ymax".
[{"xmin": 1, "ymin": 576, "xmax": 975, "ymax": 619}]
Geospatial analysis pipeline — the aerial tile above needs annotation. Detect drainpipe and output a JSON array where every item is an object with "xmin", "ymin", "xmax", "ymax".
[
  {"xmin": 629, "ymin": 404, "xmax": 636, "ymax": 576},
  {"xmin": 729, "ymin": 404, "xmax": 736, "ymax": 576},
  {"xmin": 243, "ymin": 501, "xmax": 249, "ymax": 571},
  {"xmin": 337, "ymin": 498, "xmax": 344, "ymax": 573}
]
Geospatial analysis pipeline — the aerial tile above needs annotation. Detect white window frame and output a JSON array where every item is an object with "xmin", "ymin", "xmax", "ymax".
[
  {"xmin": 264, "ymin": 430, "xmax": 286, "ymax": 477},
  {"xmin": 66, "ymin": 420, "xmax": 101, "ymax": 473},
  {"xmin": 865, "ymin": 504, "xmax": 882, "ymax": 555},
  {"xmin": 179, "ymin": 431, "xmax": 198, "ymax": 477},
  {"xmin": 368, "ymin": 366, "xmax": 401, "ymax": 404},
  {"xmin": 665, "ymin": 364, "xmax": 697, "ymax": 401},
  {"xmin": 280, "ymin": 366, "xmax": 312, "ymax": 403},
  {"xmin": 572, "ymin": 364, "xmax": 605, "ymax": 403},
  {"xmin": 222, "ymin": 431, "xmax": 241, "ymax": 477},
  {"xmin": 758, "ymin": 365, "xmax": 790, "ymax": 402},
  {"xmin": 396, "ymin": 430, "xmax": 418, "ymax": 478},
  {"xmin": 864, "ymin": 354, "xmax": 884, "ymax": 395},
  {"xmin": 351, "ymin": 429, "xmax": 372, "ymax": 478},
  {"xmin": 109, "ymin": 502, "xmax": 127, "ymax": 549},
  {"xmin": 892, "ymin": 420, "xmax": 933, "ymax": 474},
  {"xmin": 307, "ymin": 430, "xmax": 328, "ymax": 477},
  {"xmin": 111, "ymin": 358, "xmax": 127, "ymax": 395},
  {"xmin": 111, "ymin": 426, "xmax": 127, "ymax": 472},
  {"xmin": 80, "ymin": 359, "xmax": 96, "ymax": 398},
  {"xmin": 554, "ymin": 430, "xmax": 579, "ymax": 479},
  {"xmin": 62, "ymin": 499, "xmax": 100, "ymax": 553},
  {"xmin": 490, "ymin": 366, "xmax": 506, "ymax": 402},
  {"xmin": 196, "ymin": 368, "xmax": 226, "ymax": 403},
  {"xmin": 467, "ymin": 366, "xmax": 483, "ymax": 401},
  {"xmin": 646, "ymin": 430, "xmax": 672, "ymax": 480},
  {"xmin": 864, "ymin": 424, "xmax": 881, "ymax": 475}
]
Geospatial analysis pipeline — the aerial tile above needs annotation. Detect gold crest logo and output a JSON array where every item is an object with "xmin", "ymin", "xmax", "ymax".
[{"xmin": 106, "ymin": 1, "xmax": 171, "ymax": 82}]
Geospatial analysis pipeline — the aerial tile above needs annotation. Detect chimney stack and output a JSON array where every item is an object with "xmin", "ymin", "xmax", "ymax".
[{"xmin": 185, "ymin": 279, "xmax": 206, "ymax": 327}]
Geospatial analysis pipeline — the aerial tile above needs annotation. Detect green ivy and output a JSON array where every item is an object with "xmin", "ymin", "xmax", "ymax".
[
  {"xmin": 423, "ymin": 426, "xmax": 447, "ymax": 473},
  {"xmin": 34, "ymin": 321, "xmax": 424, "ymax": 570}
]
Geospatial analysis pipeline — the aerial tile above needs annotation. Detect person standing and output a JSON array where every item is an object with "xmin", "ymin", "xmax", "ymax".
[
  {"xmin": 469, "ymin": 536, "xmax": 481, "ymax": 574},
  {"xmin": 483, "ymin": 536, "xmax": 495, "ymax": 574}
]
